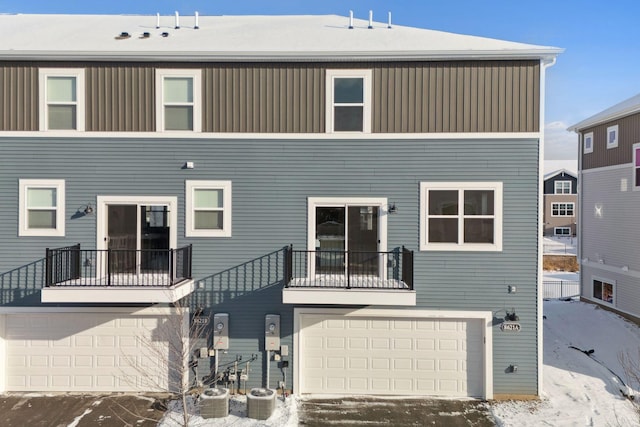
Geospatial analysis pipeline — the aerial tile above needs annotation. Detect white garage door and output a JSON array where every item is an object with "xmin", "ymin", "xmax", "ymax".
[
  {"xmin": 5, "ymin": 312, "xmax": 176, "ymax": 392},
  {"xmin": 299, "ymin": 315, "xmax": 484, "ymax": 397}
]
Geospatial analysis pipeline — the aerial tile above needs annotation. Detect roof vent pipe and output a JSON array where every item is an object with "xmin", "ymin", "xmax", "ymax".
[
  {"xmin": 194, "ymin": 11, "xmax": 199, "ymax": 29},
  {"xmin": 156, "ymin": 13, "xmax": 160, "ymax": 29},
  {"xmin": 388, "ymin": 11, "xmax": 392, "ymax": 29},
  {"xmin": 175, "ymin": 11, "xmax": 180, "ymax": 29},
  {"xmin": 348, "ymin": 10, "xmax": 353, "ymax": 29},
  {"xmin": 368, "ymin": 10, "xmax": 373, "ymax": 29}
]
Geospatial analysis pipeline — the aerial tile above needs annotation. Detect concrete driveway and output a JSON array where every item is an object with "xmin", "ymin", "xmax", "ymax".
[
  {"xmin": 0, "ymin": 393, "xmax": 167, "ymax": 427},
  {"xmin": 298, "ymin": 397, "xmax": 496, "ymax": 427}
]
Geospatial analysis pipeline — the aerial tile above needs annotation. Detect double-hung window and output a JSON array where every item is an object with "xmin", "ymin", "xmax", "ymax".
[
  {"xmin": 39, "ymin": 68, "xmax": 85, "ymax": 131},
  {"xmin": 554, "ymin": 181, "xmax": 572, "ymax": 194},
  {"xmin": 326, "ymin": 70, "xmax": 372, "ymax": 133},
  {"xmin": 19, "ymin": 179, "xmax": 65, "ymax": 236},
  {"xmin": 551, "ymin": 202, "xmax": 574, "ymax": 217},
  {"xmin": 583, "ymin": 132, "xmax": 593, "ymax": 154},
  {"xmin": 607, "ymin": 125, "xmax": 619, "ymax": 149},
  {"xmin": 156, "ymin": 69, "xmax": 201, "ymax": 132},
  {"xmin": 420, "ymin": 182, "xmax": 503, "ymax": 251},
  {"xmin": 185, "ymin": 181, "xmax": 231, "ymax": 237}
]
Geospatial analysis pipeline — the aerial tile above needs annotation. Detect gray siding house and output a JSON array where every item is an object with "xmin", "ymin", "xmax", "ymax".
[
  {"xmin": 543, "ymin": 169, "xmax": 578, "ymax": 236},
  {"xmin": 570, "ymin": 94, "xmax": 640, "ymax": 320},
  {"xmin": 0, "ymin": 13, "xmax": 561, "ymax": 399}
]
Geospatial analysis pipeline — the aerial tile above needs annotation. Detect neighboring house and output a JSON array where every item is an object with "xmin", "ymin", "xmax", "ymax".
[
  {"xmin": 543, "ymin": 169, "xmax": 578, "ymax": 236},
  {"xmin": 570, "ymin": 93, "xmax": 640, "ymax": 320},
  {"xmin": 0, "ymin": 13, "xmax": 561, "ymax": 399}
]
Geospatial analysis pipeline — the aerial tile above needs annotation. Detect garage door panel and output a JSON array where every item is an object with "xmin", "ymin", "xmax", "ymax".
[
  {"xmin": 300, "ymin": 315, "xmax": 484, "ymax": 397},
  {"xmin": 6, "ymin": 313, "xmax": 172, "ymax": 392}
]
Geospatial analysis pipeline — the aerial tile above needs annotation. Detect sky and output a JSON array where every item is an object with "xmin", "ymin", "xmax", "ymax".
[{"xmin": 3, "ymin": 0, "xmax": 640, "ymax": 160}]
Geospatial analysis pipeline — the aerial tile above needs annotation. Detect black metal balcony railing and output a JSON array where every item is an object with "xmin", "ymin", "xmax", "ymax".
[
  {"xmin": 45, "ymin": 244, "xmax": 193, "ymax": 287},
  {"xmin": 284, "ymin": 246, "xmax": 414, "ymax": 290}
]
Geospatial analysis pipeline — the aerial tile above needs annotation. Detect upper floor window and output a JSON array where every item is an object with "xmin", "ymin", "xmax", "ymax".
[
  {"xmin": 185, "ymin": 180, "xmax": 231, "ymax": 237},
  {"xmin": 38, "ymin": 68, "xmax": 85, "ymax": 131},
  {"xmin": 156, "ymin": 69, "xmax": 201, "ymax": 132},
  {"xmin": 607, "ymin": 125, "xmax": 619, "ymax": 149},
  {"xmin": 554, "ymin": 181, "xmax": 572, "ymax": 194},
  {"xmin": 326, "ymin": 70, "xmax": 372, "ymax": 133},
  {"xmin": 583, "ymin": 132, "xmax": 593, "ymax": 154},
  {"xmin": 420, "ymin": 182, "xmax": 503, "ymax": 252},
  {"xmin": 551, "ymin": 202, "xmax": 574, "ymax": 217},
  {"xmin": 18, "ymin": 179, "xmax": 65, "ymax": 237}
]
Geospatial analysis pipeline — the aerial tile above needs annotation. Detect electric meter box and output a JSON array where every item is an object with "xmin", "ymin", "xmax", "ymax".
[
  {"xmin": 213, "ymin": 313, "xmax": 229, "ymax": 350},
  {"xmin": 265, "ymin": 314, "xmax": 280, "ymax": 351}
]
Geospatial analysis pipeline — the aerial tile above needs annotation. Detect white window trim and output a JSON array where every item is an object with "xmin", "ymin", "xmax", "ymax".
[
  {"xmin": 325, "ymin": 69, "xmax": 372, "ymax": 134},
  {"xmin": 554, "ymin": 180, "xmax": 572, "ymax": 194},
  {"xmin": 591, "ymin": 276, "xmax": 615, "ymax": 306},
  {"xmin": 551, "ymin": 202, "xmax": 575, "ymax": 217},
  {"xmin": 185, "ymin": 180, "xmax": 232, "ymax": 237},
  {"xmin": 583, "ymin": 132, "xmax": 593, "ymax": 154},
  {"xmin": 155, "ymin": 69, "xmax": 202, "ymax": 133},
  {"xmin": 554, "ymin": 227, "xmax": 571, "ymax": 236},
  {"xmin": 633, "ymin": 142, "xmax": 640, "ymax": 191},
  {"xmin": 607, "ymin": 125, "xmax": 619, "ymax": 149},
  {"xmin": 419, "ymin": 182, "xmax": 503, "ymax": 252},
  {"xmin": 38, "ymin": 68, "xmax": 85, "ymax": 132},
  {"xmin": 18, "ymin": 179, "xmax": 66, "ymax": 237}
]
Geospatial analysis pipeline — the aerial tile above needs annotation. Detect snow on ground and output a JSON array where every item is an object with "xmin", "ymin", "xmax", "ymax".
[
  {"xmin": 491, "ymin": 300, "xmax": 640, "ymax": 426},
  {"xmin": 159, "ymin": 299, "xmax": 640, "ymax": 426},
  {"xmin": 543, "ymin": 236, "xmax": 577, "ymax": 256}
]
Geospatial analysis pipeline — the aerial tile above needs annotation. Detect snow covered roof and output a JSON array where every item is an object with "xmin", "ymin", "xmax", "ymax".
[
  {"xmin": 568, "ymin": 92, "xmax": 640, "ymax": 132},
  {"xmin": 0, "ymin": 13, "xmax": 563, "ymax": 62},
  {"xmin": 544, "ymin": 168, "xmax": 577, "ymax": 181}
]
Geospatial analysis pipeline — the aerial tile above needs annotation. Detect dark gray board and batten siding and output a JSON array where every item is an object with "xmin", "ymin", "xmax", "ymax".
[
  {"xmin": 1, "ymin": 61, "xmax": 540, "ymax": 133},
  {"xmin": 0, "ymin": 135, "xmax": 540, "ymax": 395}
]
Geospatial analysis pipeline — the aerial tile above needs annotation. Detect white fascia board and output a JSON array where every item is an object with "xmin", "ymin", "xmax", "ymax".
[
  {"xmin": 0, "ymin": 49, "xmax": 563, "ymax": 63},
  {"xmin": 283, "ymin": 288, "xmax": 416, "ymax": 306}
]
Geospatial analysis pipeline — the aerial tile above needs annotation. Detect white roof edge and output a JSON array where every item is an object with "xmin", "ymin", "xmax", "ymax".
[
  {"xmin": 544, "ymin": 169, "xmax": 577, "ymax": 180},
  {"xmin": 0, "ymin": 49, "xmax": 563, "ymax": 62},
  {"xmin": 568, "ymin": 93, "xmax": 640, "ymax": 132}
]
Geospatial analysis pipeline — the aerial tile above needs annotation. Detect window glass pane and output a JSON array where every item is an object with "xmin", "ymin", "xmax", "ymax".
[
  {"xmin": 429, "ymin": 191, "xmax": 458, "ymax": 215},
  {"xmin": 194, "ymin": 189, "xmax": 222, "ymax": 208},
  {"xmin": 464, "ymin": 218, "xmax": 494, "ymax": 243},
  {"xmin": 603, "ymin": 283, "xmax": 613, "ymax": 303},
  {"xmin": 47, "ymin": 76, "xmax": 76, "ymax": 102},
  {"xmin": 164, "ymin": 77, "xmax": 193, "ymax": 103},
  {"xmin": 334, "ymin": 78, "xmax": 363, "ymax": 103},
  {"xmin": 28, "ymin": 210, "xmax": 56, "ymax": 229},
  {"xmin": 194, "ymin": 211, "xmax": 223, "ymax": 229},
  {"xmin": 636, "ymin": 168, "xmax": 640, "ymax": 187},
  {"xmin": 636, "ymin": 148, "xmax": 640, "ymax": 166},
  {"xmin": 27, "ymin": 188, "xmax": 56, "ymax": 208},
  {"xmin": 164, "ymin": 106, "xmax": 193, "ymax": 130},
  {"xmin": 464, "ymin": 190, "xmax": 494, "ymax": 215},
  {"xmin": 428, "ymin": 218, "xmax": 457, "ymax": 243},
  {"xmin": 48, "ymin": 105, "xmax": 77, "ymax": 130},
  {"xmin": 593, "ymin": 280, "xmax": 602, "ymax": 300},
  {"xmin": 334, "ymin": 106, "xmax": 363, "ymax": 131}
]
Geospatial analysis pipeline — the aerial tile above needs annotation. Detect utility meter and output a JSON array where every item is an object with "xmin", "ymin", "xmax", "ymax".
[
  {"xmin": 213, "ymin": 313, "xmax": 229, "ymax": 350},
  {"xmin": 265, "ymin": 314, "xmax": 280, "ymax": 351}
]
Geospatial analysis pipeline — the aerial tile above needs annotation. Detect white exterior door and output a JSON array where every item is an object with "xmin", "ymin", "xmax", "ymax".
[
  {"xmin": 298, "ymin": 314, "xmax": 485, "ymax": 397},
  {"xmin": 4, "ymin": 311, "xmax": 179, "ymax": 392}
]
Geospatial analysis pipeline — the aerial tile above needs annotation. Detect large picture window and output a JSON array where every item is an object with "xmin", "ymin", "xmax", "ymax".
[
  {"xmin": 185, "ymin": 181, "xmax": 231, "ymax": 237},
  {"xmin": 420, "ymin": 182, "xmax": 503, "ymax": 251},
  {"xmin": 19, "ymin": 179, "xmax": 65, "ymax": 236},
  {"xmin": 326, "ymin": 70, "xmax": 371, "ymax": 133},
  {"xmin": 39, "ymin": 68, "xmax": 85, "ymax": 131},
  {"xmin": 551, "ymin": 202, "xmax": 574, "ymax": 217},
  {"xmin": 156, "ymin": 69, "xmax": 201, "ymax": 132}
]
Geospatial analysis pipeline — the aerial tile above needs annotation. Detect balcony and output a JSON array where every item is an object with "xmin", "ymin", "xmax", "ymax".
[
  {"xmin": 283, "ymin": 246, "xmax": 416, "ymax": 306},
  {"xmin": 41, "ymin": 244, "xmax": 194, "ymax": 304}
]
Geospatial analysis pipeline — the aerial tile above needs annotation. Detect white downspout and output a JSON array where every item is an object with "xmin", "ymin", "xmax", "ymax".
[{"xmin": 538, "ymin": 55, "xmax": 558, "ymax": 397}]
